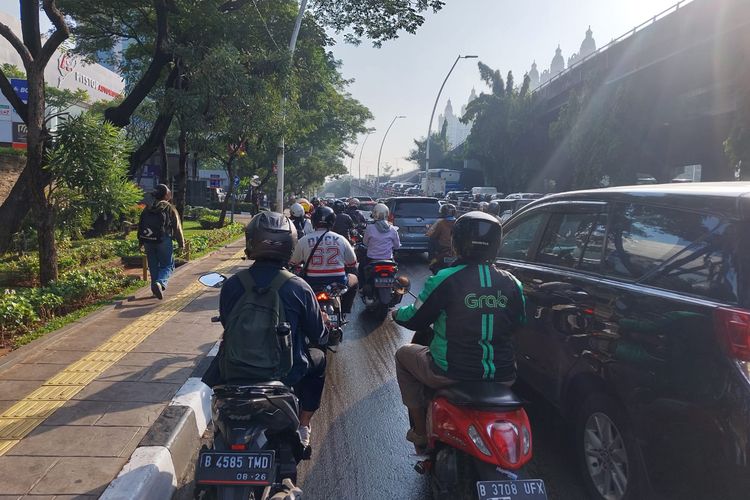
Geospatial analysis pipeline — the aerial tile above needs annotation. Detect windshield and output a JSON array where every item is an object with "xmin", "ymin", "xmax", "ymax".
[{"xmin": 393, "ymin": 200, "xmax": 439, "ymax": 218}]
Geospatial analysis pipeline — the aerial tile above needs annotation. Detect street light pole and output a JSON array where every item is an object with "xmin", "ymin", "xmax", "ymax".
[
  {"xmin": 358, "ymin": 131, "xmax": 372, "ymax": 183},
  {"xmin": 425, "ymin": 54, "xmax": 478, "ymax": 173},
  {"xmin": 276, "ymin": 0, "xmax": 308, "ymax": 213},
  {"xmin": 377, "ymin": 115, "xmax": 405, "ymax": 195}
]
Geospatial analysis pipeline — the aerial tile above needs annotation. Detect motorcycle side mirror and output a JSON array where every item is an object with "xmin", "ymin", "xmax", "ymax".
[
  {"xmin": 199, "ymin": 272, "xmax": 226, "ymax": 288},
  {"xmin": 394, "ymin": 276, "xmax": 411, "ymax": 295}
]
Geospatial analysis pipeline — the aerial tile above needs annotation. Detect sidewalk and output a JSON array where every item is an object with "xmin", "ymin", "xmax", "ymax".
[{"xmin": 0, "ymin": 240, "xmax": 247, "ymax": 499}]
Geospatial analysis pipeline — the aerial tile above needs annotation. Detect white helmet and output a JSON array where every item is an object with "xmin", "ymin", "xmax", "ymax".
[
  {"xmin": 290, "ymin": 202, "xmax": 305, "ymax": 218},
  {"xmin": 478, "ymin": 201, "xmax": 490, "ymax": 212},
  {"xmin": 348, "ymin": 197, "xmax": 360, "ymax": 208},
  {"xmin": 371, "ymin": 203, "xmax": 389, "ymax": 221}
]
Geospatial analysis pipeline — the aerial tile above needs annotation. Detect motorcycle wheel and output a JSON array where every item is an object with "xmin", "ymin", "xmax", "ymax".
[{"xmin": 430, "ymin": 447, "xmax": 478, "ymax": 500}]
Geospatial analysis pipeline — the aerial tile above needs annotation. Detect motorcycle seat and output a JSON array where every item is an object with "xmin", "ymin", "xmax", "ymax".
[
  {"xmin": 369, "ymin": 260, "xmax": 396, "ymax": 267},
  {"xmin": 435, "ymin": 381, "xmax": 523, "ymax": 408}
]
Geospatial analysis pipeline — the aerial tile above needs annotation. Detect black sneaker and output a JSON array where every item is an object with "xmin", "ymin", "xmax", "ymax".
[{"xmin": 151, "ymin": 282, "xmax": 163, "ymax": 300}]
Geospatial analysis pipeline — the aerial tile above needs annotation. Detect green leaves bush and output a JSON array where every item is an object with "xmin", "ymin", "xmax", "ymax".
[
  {"xmin": 0, "ymin": 268, "xmax": 138, "ymax": 341},
  {"xmin": 198, "ymin": 215, "xmax": 222, "ymax": 229}
]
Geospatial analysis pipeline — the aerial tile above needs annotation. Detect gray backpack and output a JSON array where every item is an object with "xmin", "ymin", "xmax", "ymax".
[{"xmin": 219, "ymin": 269, "xmax": 294, "ymax": 382}]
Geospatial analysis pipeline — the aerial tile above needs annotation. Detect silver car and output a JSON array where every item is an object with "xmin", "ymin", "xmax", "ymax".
[{"xmin": 385, "ymin": 197, "xmax": 440, "ymax": 252}]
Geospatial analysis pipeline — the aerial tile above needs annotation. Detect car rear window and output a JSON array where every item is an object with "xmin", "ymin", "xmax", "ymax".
[
  {"xmin": 604, "ymin": 203, "xmax": 742, "ymax": 304},
  {"xmin": 392, "ymin": 200, "xmax": 439, "ymax": 218}
]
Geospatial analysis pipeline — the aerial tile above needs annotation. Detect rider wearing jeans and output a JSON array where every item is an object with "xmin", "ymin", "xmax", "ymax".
[
  {"xmin": 290, "ymin": 206, "xmax": 358, "ymax": 316},
  {"xmin": 392, "ymin": 211, "xmax": 526, "ymax": 452}
]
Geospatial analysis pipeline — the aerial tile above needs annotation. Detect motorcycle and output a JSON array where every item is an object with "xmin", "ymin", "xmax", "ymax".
[
  {"xmin": 406, "ymin": 316, "xmax": 547, "ymax": 499},
  {"xmin": 359, "ymin": 259, "xmax": 409, "ymax": 319},
  {"xmin": 194, "ymin": 272, "xmax": 307, "ymax": 500},
  {"xmin": 311, "ymin": 282, "xmax": 347, "ymax": 346},
  {"xmin": 428, "ymin": 243, "xmax": 456, "ymax": 275}
]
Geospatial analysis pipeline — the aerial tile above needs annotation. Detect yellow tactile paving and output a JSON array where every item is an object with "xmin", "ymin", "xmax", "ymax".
[{"xmin": 0, "ymin": 250, "xmax": 244, "ymax": 456}]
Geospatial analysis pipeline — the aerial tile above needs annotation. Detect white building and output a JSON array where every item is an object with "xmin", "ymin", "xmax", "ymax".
[
  {"xmin": 0, "ymin": 11, "xmax": 124, "ymax": 147},
  {"xmin": 437, "ymin": 88, "xmax": 478, "ymax": 149}
]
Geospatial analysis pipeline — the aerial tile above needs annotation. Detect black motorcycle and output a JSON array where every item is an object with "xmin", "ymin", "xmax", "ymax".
[
  {"xmin": 195, "ymin": 272, "xmax": 307, "ymax": 500},
  {"xmin": 312, "ymin": 282, "xmax": 347, "ymax": 346}
]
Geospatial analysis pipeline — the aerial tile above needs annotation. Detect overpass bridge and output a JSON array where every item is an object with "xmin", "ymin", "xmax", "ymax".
[{"xmin": 532, "ymin": 0, "xmax": 750, "ymax": 182}]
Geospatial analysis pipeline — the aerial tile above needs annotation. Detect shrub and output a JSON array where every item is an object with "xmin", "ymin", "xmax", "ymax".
[
  {"xmin": 0, "ymin": 291, "xmax": 38, "ymax": 335},
  {"xmin": 198, "ymin": 215, "xmax": 222, "ymax": 229}
]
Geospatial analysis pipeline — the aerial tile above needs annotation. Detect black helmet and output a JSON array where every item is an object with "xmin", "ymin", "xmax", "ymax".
[
  {"xmin": 245, "ymin": 211, "xmax": 297, "ymax": 262},
  {"xmin": 440, "ymin": 203, "xmax": 456, "ymax": 218},
  {"xmin": 452, "ymin": 211, "xmax": 503, "ymax": 262},
  {"xmin": 332, "ymin": 200, "xmax": 346, "ymax": 214},
  {"xmin": 311, "ymin": 197, "xmax": 320, "ymax": 207},
  {"xmin": 312, "ymin": 206, "xmax": 336, "ymax": 228}
]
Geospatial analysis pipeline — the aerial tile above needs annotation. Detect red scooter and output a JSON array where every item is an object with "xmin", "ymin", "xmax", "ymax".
[
  {"xmin": 408, "ymin": 327, "xmax": 547, "ymax": 499},
  {"xmin": 417, "ymin": 381, "xmax": 547, "ymax": 500}
]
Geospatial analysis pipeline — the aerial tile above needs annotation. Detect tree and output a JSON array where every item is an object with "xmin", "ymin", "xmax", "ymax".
[
  {"xmin": 725, "ymin": 87, "xmax": 750, "ymax": 180},
  {"xmin": 408, "ymin": 120, "xmax": 450, "ymax": 169},
  {"xmin": 0, "ymin": 1, "xmax": 71, "ymax": 284},
  {"xmin": 45, "ymin": 113, "xmax": 142, "ymax": 239}
]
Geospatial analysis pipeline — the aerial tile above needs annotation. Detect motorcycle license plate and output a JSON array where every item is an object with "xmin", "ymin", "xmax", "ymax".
[
  {"xmin": 374, "ymin": 277, "xmax": 395, "ymax": 288},
  {"xmin": 443, "ymin": 256, "xmax": 457, "ymax": 264},
  {"xmin": 196, "ymin": 451, "xmax": 275, "ymax": 486},
  {"xmin": 476, "ymin": 479, "xmax": 548, "ymax": 500}
]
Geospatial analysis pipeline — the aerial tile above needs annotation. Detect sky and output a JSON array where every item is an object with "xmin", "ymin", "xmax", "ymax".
[
  {"xmin": 330, "ymin": 0, "xmax": 682, "ymax": 178},
  {"xmin": 1, "ymin": 0, "xmax": 683, "ymax": 178}
]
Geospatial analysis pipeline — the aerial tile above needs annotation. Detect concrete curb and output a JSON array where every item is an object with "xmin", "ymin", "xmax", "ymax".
[{"xmin": 99, "ymin": 340, "xmax": 221, "ymax": 500}]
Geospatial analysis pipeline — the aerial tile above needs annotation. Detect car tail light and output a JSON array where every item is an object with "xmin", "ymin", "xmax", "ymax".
[
  {"xmin": 230, "ymin": 444, "xmax": 247, "ymax": 451},
  {"xmin": 388, "ymin": 213, "xmax": 394, "ymax": 223},
  {"xmin": 316, "ymin": 292, "xmax": 330, "ymax": 301},
  {"xmin": 715, "ymin": 307, "xmax": 750, "ymax": 361}
]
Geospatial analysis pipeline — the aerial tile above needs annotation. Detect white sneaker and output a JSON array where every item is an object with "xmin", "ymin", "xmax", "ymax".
[{"xmin": 298, "ymin": 425, "xmax": 311, "ymax": 447}]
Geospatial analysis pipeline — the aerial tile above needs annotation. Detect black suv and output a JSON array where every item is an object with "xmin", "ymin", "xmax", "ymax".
[{"xmin": 496, "ymin": 183, "xmax": 750, "ymax": 500}]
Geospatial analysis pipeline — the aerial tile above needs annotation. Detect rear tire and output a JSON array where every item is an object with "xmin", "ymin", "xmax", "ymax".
[
  {"xmin": 430, "ymin": 448, "xmax": 478, "ymax": 500},
  {"xmin": 574, "ymin": 394, "xmax": 648, "ymax": 500}
]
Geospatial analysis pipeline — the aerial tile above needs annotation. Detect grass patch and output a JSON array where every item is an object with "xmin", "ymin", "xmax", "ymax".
[{"xmin": 12, "ymin": 279, "xmax": 146, "ymax": 348}]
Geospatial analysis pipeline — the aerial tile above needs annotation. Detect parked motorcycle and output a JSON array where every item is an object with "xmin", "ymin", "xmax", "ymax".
[{"xmin": 194, "ymin": 272, "xmax": 307, "ymax": 500}]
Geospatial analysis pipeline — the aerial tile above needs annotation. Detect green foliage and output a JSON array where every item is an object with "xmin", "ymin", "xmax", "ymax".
[
  {"xmin": 0, "ymin": 268, "xmax": 138, "ymax": 342},
  {"xmin": 0, "ymin": 63, "xmax": 25, "ymax": 78},
  {"xmin": 725, "ymin": 88, "xmax": 750, "ymax": 179},
  {"xmin": 45, "ymin": 113, "xmax": 143, "ymax": 238},
  {"xmin": 198, "ymin": 215, "xmax": 223, "ymax": 229},
  {"xmin": 0, "ymin": 146, "xmax": 26, "ymax": 157}
]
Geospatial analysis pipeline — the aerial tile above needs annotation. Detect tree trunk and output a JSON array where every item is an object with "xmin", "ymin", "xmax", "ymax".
[
  {"xmin": 0, "ymin": 166, "xmax": 32, "ymax": 253},
  {"xmin": 129, "ymin": 109, "xmax": 175, "ymax": 178},
  {"xmin": 26, "ymin": 67, "xmax": 57, "ymax": 284},
  {"xmin": 217, "ymin": 159, "xmax": 235, "ymax": 227},
  {"xmin": 174, "ymin": 125, "xmax": 188, "ymax": 218}
]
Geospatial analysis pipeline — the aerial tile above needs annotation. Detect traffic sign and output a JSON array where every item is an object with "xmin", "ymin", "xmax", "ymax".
[{"xmin": 234, "ymin": 175, "xmax": 240, "ymax": 187}]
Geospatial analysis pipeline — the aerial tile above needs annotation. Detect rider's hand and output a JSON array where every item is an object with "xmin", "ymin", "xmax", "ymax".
[
  {"xmin": 321, "ymin": 311, "xmax": 330, "ymax": 324},
  {"xmin": 391, "ymin": 310, "xmax": 398, "ymax": 321}
]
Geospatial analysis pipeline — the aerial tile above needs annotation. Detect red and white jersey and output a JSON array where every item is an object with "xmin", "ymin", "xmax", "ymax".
[{"xmin": 290, "ymin": 229, "xmax": 357, "ymax": 278}]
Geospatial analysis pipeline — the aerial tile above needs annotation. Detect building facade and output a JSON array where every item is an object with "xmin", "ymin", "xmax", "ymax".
[{"xmin": 529, "ymin": 27, "xmax": 597, "ymax": 91}]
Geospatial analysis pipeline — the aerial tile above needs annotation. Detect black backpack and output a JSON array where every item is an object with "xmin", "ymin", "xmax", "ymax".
[
  {"xmin": 219, "ymin": 269, "xmax": 295, "ymax": 383},
  {"xmin": 138, "ymin": 204, "xmax": 170, "ymax": 244}
]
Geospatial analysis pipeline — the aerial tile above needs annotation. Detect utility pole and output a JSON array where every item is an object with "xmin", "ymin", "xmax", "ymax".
[
  {"xmin": 276, "ymin": 0, "xmax": 308, "ymax": 213},
  {"xmin": 358, "ymin": 131, "xmax": 372, "ymax": 183}
]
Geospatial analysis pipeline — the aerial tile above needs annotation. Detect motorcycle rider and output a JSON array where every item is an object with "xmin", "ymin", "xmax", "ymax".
[
  {"xmin": 290, "ymin": 202, "xmax": 313, "ymax": 239},
  {"xmin": 345, "ymin": 197, "xmax": 367, "ymax": 226},
  {"xmin": 331, "ymin": 200, "xmax": 354, "ymax": 239},
  {"xmin": 202, "ymin": 211, "xmax": 328, "ymax": 447},
  {"xmin": 392, "ymin": 211, "xmax": 526, "ymax": 452},
  {"xmin": 360, "ymin": 203, "xmax": 401, "ymax": 290},
  {"xmin": 426, "ymin": 203, "xmax": 456, "ymax": 271},
  {"xmin": 290, "ymin": 206, "xmax": 358, "ymax": 318}
]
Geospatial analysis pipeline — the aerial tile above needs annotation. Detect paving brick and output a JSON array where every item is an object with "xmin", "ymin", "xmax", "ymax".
[
  {"xmin": 29, "ymin": 457, "xmax": 127, "ymax": 495},
  {"xmin": 0, "ymin": 456, "xmax": 58, "ymax": 495},
  {"xmin": 0, "ymin": 363, "xmax": 63, "ymax": 382},
  {"xmin": 71, "ymin": 381, "xmax": 180, "ymax": 403},
  {"xmin": 0, "ymin": 381, "xmax": 46, "ymax": 408},
  {"xmin": 7, "ymin": 425, "xmax": 141, "ymax": 458}
]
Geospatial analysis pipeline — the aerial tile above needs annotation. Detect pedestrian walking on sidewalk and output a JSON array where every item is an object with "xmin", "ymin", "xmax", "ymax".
[{"xmin": 138, "ymin": 184, "xmax": 185, "ymax": 300}]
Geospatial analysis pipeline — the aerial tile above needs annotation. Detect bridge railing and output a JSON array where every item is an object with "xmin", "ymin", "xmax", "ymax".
[{"xmin": 534, "ymin": 0, "xmax": 694, "ymax": 94}]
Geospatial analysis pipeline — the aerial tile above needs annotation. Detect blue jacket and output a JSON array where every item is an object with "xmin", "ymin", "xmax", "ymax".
[{"xmin": 219, "ymin": 261, "xmax": 327, "ymax": 386}]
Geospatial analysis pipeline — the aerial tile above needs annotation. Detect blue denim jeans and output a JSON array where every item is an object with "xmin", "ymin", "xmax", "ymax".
[{"xmin": 144, "ymin": 237, "xmax": 174, "ymax": 288}]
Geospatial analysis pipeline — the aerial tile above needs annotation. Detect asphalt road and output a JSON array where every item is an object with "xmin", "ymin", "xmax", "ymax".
[{"xmin": 174, "ymin": 255, "xmax": 587, "ymax": 499}]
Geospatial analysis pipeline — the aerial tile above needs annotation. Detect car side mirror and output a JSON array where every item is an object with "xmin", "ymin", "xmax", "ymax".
[{"xmin": 199, "ymin": 272, "xmax": 226, "ymax": 288}]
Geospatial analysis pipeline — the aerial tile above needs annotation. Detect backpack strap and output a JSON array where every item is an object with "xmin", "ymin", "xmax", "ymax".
[
  {"xmin": 268, "ymin": 269, "xmax": 295, "ymax": 293},
  {"xmin": 301, "ymin": 230, "xmax": 329, "ymax": 277},
  {"xmin": 237, "ymin": 268, "xmax": 256, "ymax": 294}
]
